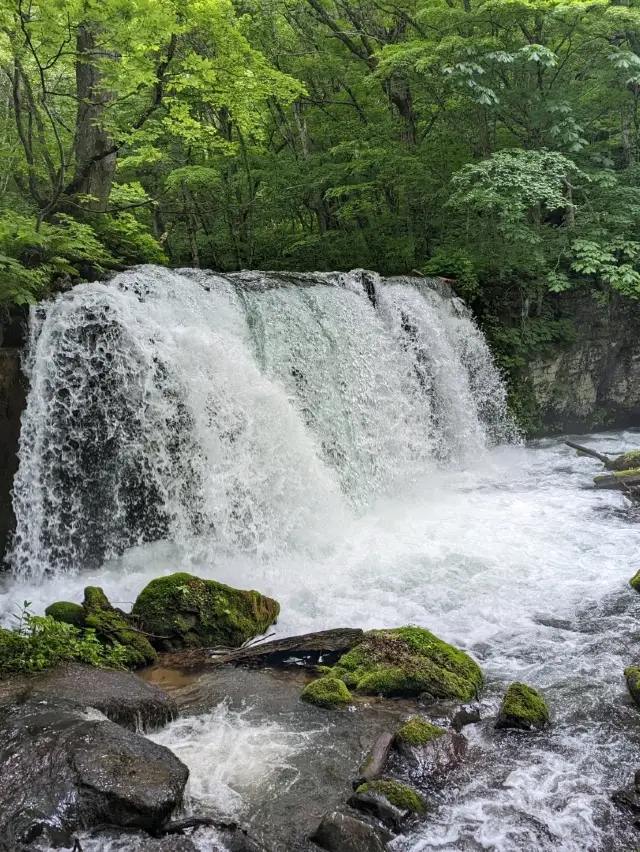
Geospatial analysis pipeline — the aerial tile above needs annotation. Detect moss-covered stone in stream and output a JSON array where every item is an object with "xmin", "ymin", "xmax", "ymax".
[
  {"xmin": 609, "ymin": 451, "xmax": 640, "ymax": 472},
  {"xmin": 131, "ymin": 572, "xmax": 280, "ymax": 651},
  {"xmin": 323, "ymin": 627, "xmax": 482, "ymax": 700},
  {"xmin": 44, "ymin": 602, "xmax": 86, "ymax": 628},
  {"xmin": 625, "ymin": 666, "xmax": 640, "ymax": 707},
  {"xmin": 82, "ymin": 586, "xmax": 157, "ymax": 668},
  {"xmin": 630, "ymin": 571, "xmax": 640, "ymax": 593},
  {"xmin": 355, "ymin": 780, "xmax": 426, "ymax": 814},
  {"xmin": 396, "ymin": 717, "xmax": 447, "ymax": 746},
  {"xmin": 301, "ymin": 676, "xmax": 353, "ymax": 708},
  {"xmin": 495, "ymin": 682, "xmax": 549, "ymax": 731}
]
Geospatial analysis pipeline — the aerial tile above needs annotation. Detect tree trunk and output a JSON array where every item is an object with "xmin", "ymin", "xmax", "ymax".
[{"xmin": 74, "ymin": 24, "xmax": 117, "ymax": 212}]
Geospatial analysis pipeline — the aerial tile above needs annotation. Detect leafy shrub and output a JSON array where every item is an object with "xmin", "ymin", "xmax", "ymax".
[{"xmin": 0, "ymin": 603, "xmax": 129, "ymax": 675}]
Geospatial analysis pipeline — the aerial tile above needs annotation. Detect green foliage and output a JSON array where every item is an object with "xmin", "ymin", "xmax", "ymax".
[
  {"xmin": 0, "ymin": 0, "xmax": 639, "ymax": 433},
  {"xmin": 0, "ymin": 603, "xmax": 129, "ymax": 675}
]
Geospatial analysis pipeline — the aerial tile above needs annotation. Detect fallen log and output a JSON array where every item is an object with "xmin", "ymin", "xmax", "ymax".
[
  {"xmin": 593, "ymin": 471, "xmax": 640, "ymax": 491},
  {"xmin": 565, "ymin": 440, "xmax": 614, "ymax": 468},
  {"xmin": 159, "ymin": 627, "xmax": 364, "ymax": 670}
]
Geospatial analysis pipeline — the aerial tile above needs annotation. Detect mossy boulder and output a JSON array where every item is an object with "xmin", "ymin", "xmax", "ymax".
[
  {"xmin": 625, "ymin": 666, "xmax": 640, "ymax": 707},
  {"xmin": 44, "ymin": 602, "xmax": 86, "ymax": 628},
  {"xmin": 301, "ymin": 676, "xmax": 353, "ymax": 708},
  {"xmin": 630, "ymin": 571, "xmax": 640, "ymax": 593},
  {"xmin": 396, "ymin": 717, "xmax": 447, "ymax": 747},
  {"xmin": 320, "ymin": 626, "xmax": 482, "ymax": 701},
  {"xmin": 82, "ymin": 586, "xmax": 157, "ymax": 668},
  {"xmin": 131, "ymin": 573, "xmax": 280, "ymax": 652},
  {"xmin": 610, "ymin": 451, "xmax": 640, "ymax": 472},
  {"xmin": 354, "ymin": 780, "xmax": 426, "ymax": 815},
  {"xmin": 495, "ymin": 682, "xmax": 549, "ymax": 731}
]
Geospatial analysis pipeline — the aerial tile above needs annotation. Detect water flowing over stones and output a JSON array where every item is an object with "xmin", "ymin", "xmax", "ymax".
[{"xmin": 7, "ymin": 267, "xmax": 514, "ymax": 579}]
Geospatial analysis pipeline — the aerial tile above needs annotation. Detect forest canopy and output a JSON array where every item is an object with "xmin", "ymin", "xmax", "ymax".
[{"xmin": 1, "ymin": 0, "xmax": 640, "ymax": 403}]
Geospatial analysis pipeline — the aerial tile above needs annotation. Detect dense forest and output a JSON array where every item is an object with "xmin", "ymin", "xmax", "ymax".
[{"xmin": 1, "ymin": 0, "xmax": 640, "ymax": 421}]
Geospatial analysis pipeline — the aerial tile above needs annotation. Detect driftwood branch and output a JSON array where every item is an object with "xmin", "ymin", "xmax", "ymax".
[{"xmin": 565, "ymin": 440, "xmax": 614, "ymax": 468}]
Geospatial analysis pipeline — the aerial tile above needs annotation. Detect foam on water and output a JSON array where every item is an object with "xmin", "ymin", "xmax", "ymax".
[{"xmin": 2, "ymin": 266, "xmax": 639, "ymax": 851}]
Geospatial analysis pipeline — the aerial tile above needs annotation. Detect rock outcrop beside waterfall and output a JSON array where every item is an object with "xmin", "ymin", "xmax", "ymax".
[{"xmin": 525, "ymin": 291, "xmax": 640, "ymax": 434}]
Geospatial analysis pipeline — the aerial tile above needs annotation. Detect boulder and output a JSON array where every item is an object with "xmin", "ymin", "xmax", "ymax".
[
  {"xmin": 609, "ymin": 450, "xmax": 640, "ymax": 472},
  {"xmin": 310, "ymin": 811, "xmax": 389, "ymax": 852},
  {"xmin": 301, "ymin": 676, "xmax": 353, "ymax": 708},
  {"xmin": 308, "ymin": 626, "xmax": 482, "ymax": 701},
  {"xmin": 495, "ymin": 682, "xmax": 549, "ymax": 731},
  {"xmin": 0, "ymin": 700, "xmax": 189, "ymax": 846},
  {"xmin": 131, "ymin": 573, "xmax": 280, "ymax": 652},
  {"xmin": 44, "ymin": 601, "xmax": 86, "ymax": 627},
  {"xmin": 630, "ymin": 573, "xmax": 640, "ymax": 594},
  {"xmin": 348, "ymin": 781, "xmax": 426, "ymax": 831},
  {"xmin": 394, "ymin": 717, "xmax": 467, "ymax": 777},
  {"xmin": 82, "ymin": 586, "xmax": 157, "ymax": 667},
  {"xmin": 23, "ymin": 662, "xmax": 178, "ymax": 731},
  {"xmin": 625, "ymin": 666, "xmax": 640, "ymax": 706}
]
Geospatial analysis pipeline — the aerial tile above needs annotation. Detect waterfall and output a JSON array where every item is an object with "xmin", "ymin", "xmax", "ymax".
[{"xmin": 8, "ymin": 266, "xmax": 516, "ymax": 579}]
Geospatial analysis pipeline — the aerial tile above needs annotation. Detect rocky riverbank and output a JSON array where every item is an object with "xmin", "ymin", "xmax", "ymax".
[{"xmin": 0, "ymin": 571, "xmax": 572, "ymax": 852}]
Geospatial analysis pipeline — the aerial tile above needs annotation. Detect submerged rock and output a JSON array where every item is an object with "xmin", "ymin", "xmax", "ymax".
[
  {"xmin": 451, "ymin": 703, "xmax": 481, "ymax": 732},
  {"xmin": 0, "ymin": 700, "xmax": 189, "ymax": 846},
  {"xmin": 354, "ymin": 731, "xmax": 394, "ymax": 787},
  {"xmin": 132, "ymin": 572, "xmax": 280, "ymax": 651},
  {"xmin": 495, "ymin": 682, "xmax": 549, "ymax": 731},
  {"xmin": 23, "ymin": 662, "xmax": 178, "ymax": 731},
  {"xmin": 307, "ymin": 626, "xmax": 482, "ymax": 701},
  {"xmin": 310, "ymin": 811, "xmax": 388, "ymax": 852},
  {"xmin": 301, "ymin": 675, "xmax": 353, "ymax": 708}
]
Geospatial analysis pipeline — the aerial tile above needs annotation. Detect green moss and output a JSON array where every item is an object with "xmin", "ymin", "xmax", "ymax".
[
  {"xmin": 355, "ymin": 780, "xmax": 425, "ymax": 814},
  {"xmin": 44, "ymin": 601, "xmax": 86, "ymax": 628},
  {"xmin": 131, "ymin": 573, "xmax": 280, "ymax": 651},
  {"xmin": 613, "ymin": 467, "xmax": 640, "ymax": 478},
  {"xmin": 498, "ymin": 682, "xmax": 549, "ymax": 730},
  {"xmin": 396, "ymin": 717, "xmax": 447, "ymax": 747},
  {"xmin": 610, "ymin": 451, "xmax": 640, "ymax": 472},
  {"xmin": 625, "ymin": 666, "xmax": 640, "ymax": 706},
  {"xmin": 630, "ymin": 571, "xmax": 640, "ymax": 593},
  {"xmin": 331, "ymin": 626, "xmax": 482, "ymax": 700},
  {"xmin": 83, "ymin": 586, "xmax": 156, "ymax": 668},
  {"xmin": 301, "ymin": 676, "xmax": 353, "ymax": 708}
]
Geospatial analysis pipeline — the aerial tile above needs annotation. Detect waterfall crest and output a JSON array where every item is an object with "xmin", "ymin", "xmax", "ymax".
[{"xmin": 9, "ymin": 266, "xmax": 516, "ymax": 579}]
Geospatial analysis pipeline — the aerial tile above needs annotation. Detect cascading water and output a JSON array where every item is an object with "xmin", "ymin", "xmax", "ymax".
[
  {"xmin": 4, "ymin": 265, "xmax": 640, "ymax": 852},
  {"xmin": 8, "ymin": 266, "xmax": 512, "ymax": 579}
]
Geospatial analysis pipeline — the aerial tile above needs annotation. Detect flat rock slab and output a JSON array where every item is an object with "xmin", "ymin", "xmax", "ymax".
[
  {"xmin": 0, "ymin": 663, "xmax": 178, "ymax": 732},
  {"xmin": 0, "ymin": 700, "xmax": 189, "ymax": 847},
  {"xmin": 159, "ymin": 628, "xmax": 364, "ymax": 671}
]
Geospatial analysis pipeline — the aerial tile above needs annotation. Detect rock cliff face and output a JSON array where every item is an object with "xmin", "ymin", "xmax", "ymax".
[
  {"xmin": 526, "ymin": 292, "xmax": 640, "ymax": 434},
  {"xmin": 0, "ymin": 349, "xmax": 26, "ymax": 567}
]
